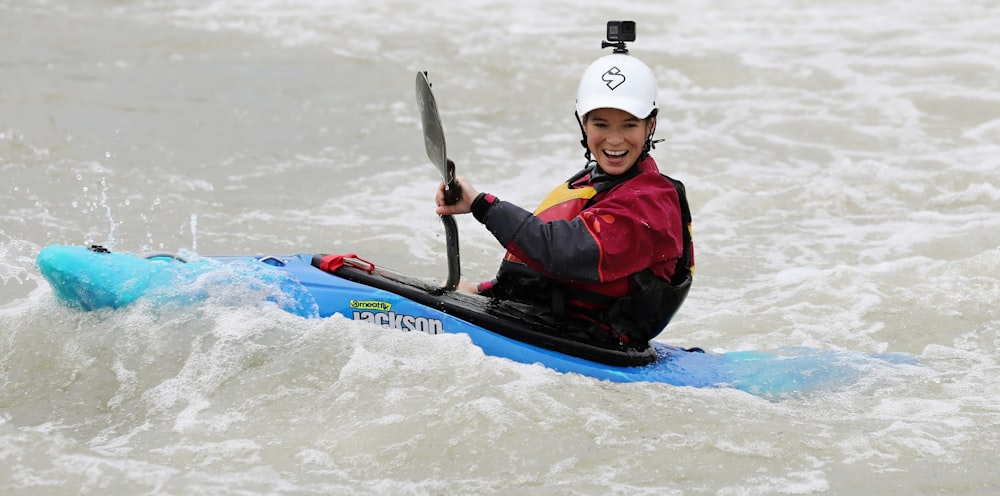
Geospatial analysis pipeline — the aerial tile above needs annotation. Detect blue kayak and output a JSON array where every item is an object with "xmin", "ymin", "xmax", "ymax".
[{"xmin": 35, "ymin": 244, "xmax": 906, "ymax": 397}]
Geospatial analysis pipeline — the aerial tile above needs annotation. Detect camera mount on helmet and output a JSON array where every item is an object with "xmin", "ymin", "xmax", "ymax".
[{"xmin": 602, "ymin": 20, "xmax": 636, "ymax": 54}]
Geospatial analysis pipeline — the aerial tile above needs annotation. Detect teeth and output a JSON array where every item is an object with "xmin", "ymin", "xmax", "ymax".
[{"xmin": 605, "ymin": 150, "xmax": 627, "ymax": 157}]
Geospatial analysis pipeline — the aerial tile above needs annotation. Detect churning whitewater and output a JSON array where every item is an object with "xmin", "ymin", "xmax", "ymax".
[{"xmin": 2, "ymin": 1, "xmax": 999, "ymax": 494}]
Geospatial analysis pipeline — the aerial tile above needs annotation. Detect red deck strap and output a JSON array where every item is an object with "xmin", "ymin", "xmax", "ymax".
[{"xmin": 317, "ymin": 254, "xmax": 376, "ymax": 274}]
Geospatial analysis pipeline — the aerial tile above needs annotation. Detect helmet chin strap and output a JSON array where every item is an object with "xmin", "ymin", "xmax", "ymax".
[
  {"xmin": 574, "ymin": 111, "xmax": 593, "ymax": 163},
  {"xmin": 643, "ymin": 109, "xmax": 661, "ymax": 154},
  {"xmin": 644, "ymin": 137, "xmax": 665, "ymax": 154}
]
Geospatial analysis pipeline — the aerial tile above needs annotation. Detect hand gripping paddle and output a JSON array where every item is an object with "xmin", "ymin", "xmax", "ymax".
[{"xmin": 415, "ymin": 71, "xmax": 461, "ymax": 291}]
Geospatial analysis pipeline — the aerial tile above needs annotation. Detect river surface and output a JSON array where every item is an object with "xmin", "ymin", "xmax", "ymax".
[{"xmin": 2, "ymin": 1, "xmax": 999, "ymax": 494}]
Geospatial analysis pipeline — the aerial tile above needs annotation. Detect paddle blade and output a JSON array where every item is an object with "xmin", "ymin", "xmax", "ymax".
[
  {"xmin": 415, "ymin": 72, "xmax": 450, "ymax": 183},
  {"xmin": 416, "ymin": 71, "xmax": 461, "ymax": 205}
]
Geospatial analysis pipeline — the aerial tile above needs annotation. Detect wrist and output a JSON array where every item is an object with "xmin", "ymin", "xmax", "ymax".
[{"xmin": 471, "ymin": 192, "xmax": 497, "ymax": 223}]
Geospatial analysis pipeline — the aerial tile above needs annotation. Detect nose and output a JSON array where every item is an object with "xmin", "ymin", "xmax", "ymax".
[{"xmin": 605, "ymin": 129, "xmax": 625, "ymax": 145}]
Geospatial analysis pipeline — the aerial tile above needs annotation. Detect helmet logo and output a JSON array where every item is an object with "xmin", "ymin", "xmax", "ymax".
[{"xmin": 601, "ymin": 67, "xmax": 626, "ymax": 90}]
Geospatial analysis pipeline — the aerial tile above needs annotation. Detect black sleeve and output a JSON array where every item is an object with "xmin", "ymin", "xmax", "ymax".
[{"xmin": 476, "ymin": 198, "xmax": 602, "ymax": 282}]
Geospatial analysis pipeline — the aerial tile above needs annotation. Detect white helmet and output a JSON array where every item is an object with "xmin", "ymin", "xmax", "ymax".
[{"xmin": 575, "ymin": 53, "xmax": 658, "ymax": 120}]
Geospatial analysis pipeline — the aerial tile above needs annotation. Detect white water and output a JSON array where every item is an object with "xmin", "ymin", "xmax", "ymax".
[{"xmin": 2, "ymin": 0, "xmax": 999, "ymax": 494}]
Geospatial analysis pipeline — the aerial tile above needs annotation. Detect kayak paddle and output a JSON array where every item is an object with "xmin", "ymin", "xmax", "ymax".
[{"xmin": 415, "ymin": 71, "xmax": 461, "ymax": 291}]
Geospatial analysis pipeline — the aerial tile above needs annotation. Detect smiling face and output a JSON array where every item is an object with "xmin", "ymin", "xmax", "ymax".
[{"xmin": 582, "ymin": 107, "xmax": 655, "ymax": 175}]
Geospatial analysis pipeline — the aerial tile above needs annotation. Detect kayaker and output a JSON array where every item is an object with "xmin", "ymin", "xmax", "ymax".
[{"xmin": 434, "ymin": 34, "xmax": 693, "ymax": 349}]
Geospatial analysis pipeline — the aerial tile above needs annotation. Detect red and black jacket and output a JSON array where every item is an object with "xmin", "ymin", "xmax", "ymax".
[{"xmin": 471, "ymin": 156, "xmax": 694, "ymax": 346}]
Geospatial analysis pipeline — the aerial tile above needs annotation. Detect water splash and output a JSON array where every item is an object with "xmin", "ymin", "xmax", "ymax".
[
  {"xmin": 190, "ymin": 213, "xmax": 198, "ymax": 254},
  {"xmin": 100, "ymin": 176, "xmax": 120, "ymax": 250}
]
